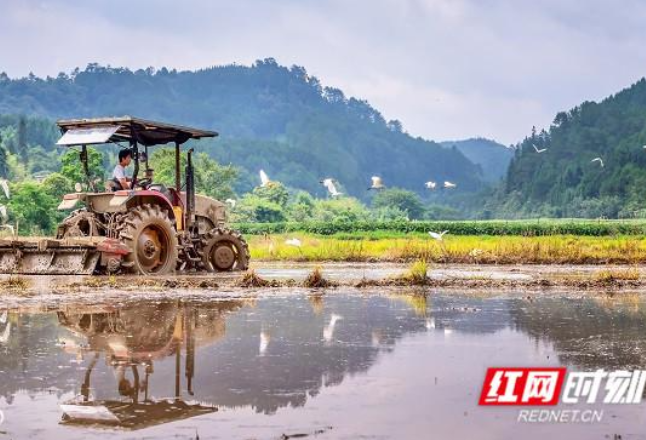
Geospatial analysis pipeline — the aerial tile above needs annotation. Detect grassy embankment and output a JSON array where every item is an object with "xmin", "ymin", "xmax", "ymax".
[{"xmin": 239, "ymin": 220, "xmax": 646, "ymax": 264}]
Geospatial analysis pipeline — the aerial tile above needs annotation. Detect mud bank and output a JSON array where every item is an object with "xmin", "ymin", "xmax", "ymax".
[{"xmin": 1, "ymin": 263, "xmax": 646, "ymax": 301}]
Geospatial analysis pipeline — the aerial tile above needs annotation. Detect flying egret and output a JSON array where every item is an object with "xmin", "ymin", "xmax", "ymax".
[
  {"xmin": 591, "ymin": 157, "xmax": 604, "ymax": 167},
  {"xmin": 321, "ymin": 178, "xmax": 342, "ymax": 197},
  {"xmin": 429, "ymin": 230, "xmax": 449, "ymax": 241},
  {"xmin": 323, "ymin": 314, "xmax": 343, "ymax": 342},
  {"xmin": 225, "ymin": 198, "xmax": 236, "ymax": 208},
  {"xmin": 443, "ymin": 181, "xmax": 457, "ymax": 189},
  {"xmin": 0, "ymin": 179, "xmax": 9, "ymax": 199},
  {"xmin": 285, "ymin": 238, "xmax": 302, "ymax": 247},
  {"xmin": 259, "ymin": 170, "xmax": 270, "ymax": 187},
  {"xmin": 532, "ymin": 144, "xmax": 547, "ymax": 153},
  {"xmin": 425, "ymin": 181, "xmax": 437, "ymax": 190},
  {"xmin": 368, "ymin": 176, "xmax": 385, "ymax": 190}
]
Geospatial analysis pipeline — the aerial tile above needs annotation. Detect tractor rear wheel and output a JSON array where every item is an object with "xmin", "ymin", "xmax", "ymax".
[
  {"xmin": 119, "ymin": 204, "xmax": 179, "ymax": 275},
  {"xmin": 200, "ymin": 227, "xmax": 249, "ymax": 272}
]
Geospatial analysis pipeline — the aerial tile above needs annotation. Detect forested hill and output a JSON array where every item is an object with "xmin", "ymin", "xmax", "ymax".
[
  {"xmin": 440, "ymin": 138, "xmax": 512, "ymax": 182},
  {"xmin": 495, "ymin": 77, "xmax": 646, "ymax": 218},
  {"xmin": 0, "ymin": 60, "xmax": 483, "ymax": 197}
]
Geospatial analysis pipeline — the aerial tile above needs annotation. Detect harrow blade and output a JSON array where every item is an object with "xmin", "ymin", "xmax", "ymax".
[{"xmin": 0, "ymin": 239, "xmax": 101, "ymax": 275}]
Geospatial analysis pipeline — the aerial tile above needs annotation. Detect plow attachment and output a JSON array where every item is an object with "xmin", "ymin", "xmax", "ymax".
[{"xmin": 0, "ymin": 238, "xmax": 128, "ymax": 275}]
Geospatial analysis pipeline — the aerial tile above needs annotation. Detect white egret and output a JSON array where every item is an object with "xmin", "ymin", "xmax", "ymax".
[
  {"xmin": 321, "ymin": 178, "xmax": 342, "ymax": 197},
  {"xmin": 429, "ymin": 230, "xmax": 449, "ymax": 241},
  {"xmin": 443, "ymin": 181, "xmax": 457, "ymax": 189},
  {"xmin": 285, "ymin": 238, "xmax": 302, "ymax": 247},
  {"xmin": 425, "ymin": 181, "xmax": 437, "ymax": 190},
  {"xmin": 591, "ymin": 157, "xmax": 604, "ymax": 167},
  {"xmin": 532, "ymin": 144, "xmax": 547, "ymax": 153},
  {"xmin": 259, "ymin": 169, "xmax": 270, "ymax": 187},
  {"xmin": 0, "ymin": 179, "xmax": 9, "ymax": 199},
  {"xmin": 368, "ymin": 176, "xmax": 385, "ymax": 190}
]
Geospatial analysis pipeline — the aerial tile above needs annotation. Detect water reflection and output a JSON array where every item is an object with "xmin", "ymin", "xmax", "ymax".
[
  {"xmin": 56, "ymin": 300, "xmax": 244, "ymax": 429},
  {"xmin": 511, "ymin": 294, "xmax": 646, "ymax": 370},
  {"xmin": 2, "ymin": 291, "xmax": 646, "ymax": 438}
]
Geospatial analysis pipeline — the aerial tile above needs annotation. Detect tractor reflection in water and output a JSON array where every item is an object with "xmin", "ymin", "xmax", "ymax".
[{"xmin": 56, "ymin": 300, "xmax": 247, "ymax": 430}]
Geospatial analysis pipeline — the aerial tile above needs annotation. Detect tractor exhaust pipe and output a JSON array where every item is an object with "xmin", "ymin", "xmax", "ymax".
[{"xmin": 185, "ymin": 148, "xmax": 196, "ymax": 230}]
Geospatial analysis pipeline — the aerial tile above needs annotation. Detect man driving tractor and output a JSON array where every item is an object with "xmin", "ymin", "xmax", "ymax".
[{"xmin": 112, "ymin": 149, "xmax": 133, "ymax": 190}]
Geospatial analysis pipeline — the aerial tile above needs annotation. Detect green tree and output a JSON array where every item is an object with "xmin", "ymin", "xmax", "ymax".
[
  {"xmin": 235, "ymin": 195, "xmax": 285, "ymax": 222},
  {"xmin": 0, "ymin": 146, "xmax": 7, "ymax": 179},
  {"xmin": 42, "ymin": 173, "xmax": 74, "ymax": 199},
  {"xmin": 287, "ymin": 191, "xmax": 315, "ymax": 221},
  {"xmin": 311, "ymin": 197, "xmax": 370, "ymax": 222},
  {"xmin": 372, "ymin": 188, "xmax": 425, "ymax": 219},
  {"xmin": 253, "ymin": 182, "xmax": 289, "ymax": 208},
  {"xmin": 194, "ymin": 152, "xmax": 238, "ymax": 200},
  {"xmin": 150, "ymin": 149, "xmax": 238, "ymax": 200},
  {"xmin": 8, "ymin": 182, "xmax": 58, "ymax": 234},
  {"xmin": 60, "ymin": 147, "xmax": 105, "ymax": 184}
]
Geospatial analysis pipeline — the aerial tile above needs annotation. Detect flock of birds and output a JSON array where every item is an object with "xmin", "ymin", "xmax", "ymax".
[
  {"xmin": 525, "ymin": 142, "xmax": 646, "ymax": 169},
  {"xmin": 247, "ymin": 169, "xmax": 459, "ymax": 248},
  {"xmin": 255, "ymin": 169, "xmax": 459, "ymax": 197}
]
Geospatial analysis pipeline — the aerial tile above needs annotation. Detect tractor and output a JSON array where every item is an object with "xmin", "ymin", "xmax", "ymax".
[{"xmin": 0, "ymin": 116, "xmax": 249, "ymax": 275}]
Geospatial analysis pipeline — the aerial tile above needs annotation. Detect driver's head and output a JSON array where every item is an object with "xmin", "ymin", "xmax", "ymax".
[{"xmin": 118, "ymin": 149, "xmax": 132, "ymax": 167}]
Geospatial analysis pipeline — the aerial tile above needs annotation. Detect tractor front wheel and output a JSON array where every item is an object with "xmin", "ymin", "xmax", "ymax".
[
  {"xmin": 119, "ymin": 204, "xmax": 179, "ymax": 275},
  {"xmin": 200, "ymin": 228, "xmax": 249, "ymax": 272}
]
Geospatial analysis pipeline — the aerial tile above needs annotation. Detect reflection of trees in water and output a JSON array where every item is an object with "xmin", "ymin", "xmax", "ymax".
[
  {"xmin": 0, "ymin": 313, "xmax": 71, "ymax": 404},
  {"xmin": 510, "ymin": 295, "xmax": 646, "ymax": 370},
  {"xmin": 0, "ymin": 294, "xmax": 437, "ymax": 415},
  {"xmin": 0, "ymin": 292, "xmax": 513, "ymax": 417}
]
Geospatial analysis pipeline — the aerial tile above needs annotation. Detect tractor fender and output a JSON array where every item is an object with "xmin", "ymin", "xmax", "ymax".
[{"xmin": 113, "ymin": 190, "xmax": 177, "ymax": 223}]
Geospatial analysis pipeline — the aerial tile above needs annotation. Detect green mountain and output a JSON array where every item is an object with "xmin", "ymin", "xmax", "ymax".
[
  {"xmin": 0, "ymin": 60, "xmax": 484, "ymax": 198},
  {"xmin": 440, "ymin": 138, "xmax": 513, "ymax": 182},
  {"xmin": 494, "ymin": 77, "xmax": 646, "ymax": 218}
]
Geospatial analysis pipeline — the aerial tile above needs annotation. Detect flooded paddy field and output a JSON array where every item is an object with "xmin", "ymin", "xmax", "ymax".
[{"xmin": 1, "ymin": 274, "xmax": 646, "ymax": 439}]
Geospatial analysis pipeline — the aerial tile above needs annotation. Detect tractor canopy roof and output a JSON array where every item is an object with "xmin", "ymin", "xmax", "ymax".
[{"xmin": 56, "ymin": 116, "xmax": 218, "ymax": 147}]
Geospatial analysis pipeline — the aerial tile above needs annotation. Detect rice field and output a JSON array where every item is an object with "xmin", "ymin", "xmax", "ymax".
[{"xmin": 247, "ymin": 233, "xmax": 646, "ymax": 264}]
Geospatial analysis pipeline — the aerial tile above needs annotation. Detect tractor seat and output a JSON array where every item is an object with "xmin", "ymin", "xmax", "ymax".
[{"xmin": 106, "ymin": 179, "xmax": 122, "ymax": 192}]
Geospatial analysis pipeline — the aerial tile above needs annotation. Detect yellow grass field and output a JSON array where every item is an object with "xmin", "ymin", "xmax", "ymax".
[{"xmin": 247, "ymin": 233, "xmax": 646, "ymax": 264}]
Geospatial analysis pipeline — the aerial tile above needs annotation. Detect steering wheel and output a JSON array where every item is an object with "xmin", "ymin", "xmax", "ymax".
[{"xmin": 135, "ymin": 178, "xmax": 152, "ymax": 189}]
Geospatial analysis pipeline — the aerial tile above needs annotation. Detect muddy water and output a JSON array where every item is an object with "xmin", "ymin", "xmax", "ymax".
[{"xmin": 1, "ymin": 290, "xmax": 646, "ymax": 439}]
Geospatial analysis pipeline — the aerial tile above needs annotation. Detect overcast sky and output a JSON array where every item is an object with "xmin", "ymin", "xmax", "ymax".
[{"xmin": 2, "ymin": 0, "xmax": 646, "ymax": 144}]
